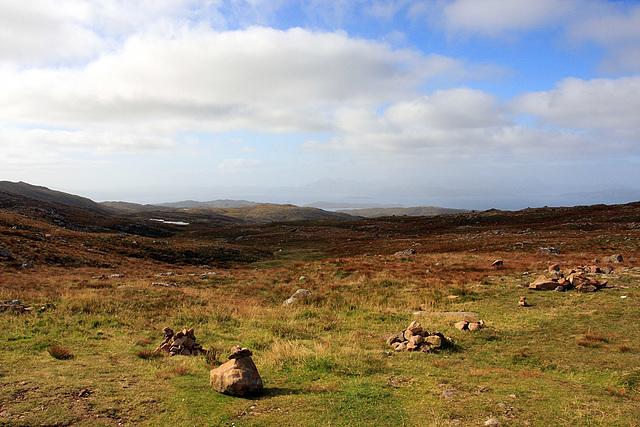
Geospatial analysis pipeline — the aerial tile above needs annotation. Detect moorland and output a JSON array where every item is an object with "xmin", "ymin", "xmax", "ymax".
[{"xmin": 1, "ymin": 182, "xmax": 639, "ymax": 426}]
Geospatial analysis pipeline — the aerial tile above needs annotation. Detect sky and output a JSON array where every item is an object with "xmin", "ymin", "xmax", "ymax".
[{"xmin": 2, "ymin": 0, "xmax": 640, "ymax": 210}]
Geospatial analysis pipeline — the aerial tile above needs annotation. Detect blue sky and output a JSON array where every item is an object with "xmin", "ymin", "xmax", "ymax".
[{"xmin": 2, "ymin": 0, "xmax": 640, "ymax": 210}]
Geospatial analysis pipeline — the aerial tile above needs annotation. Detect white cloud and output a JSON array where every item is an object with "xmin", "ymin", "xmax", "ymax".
[
  {"xmin": 565, "ymin": 2, "xmax": 640, "ymax": 73},
  {"xmin": 305, "ymin": 85, "xmax": 634, "ymax": 161},
  {"xmin": 512, "ymin": 75, "xmax": 640, "ymax": 132},
  {"xmin": 0, "ymin": 1, "xmax": 104, "ymax": 65},
  {"xmin": 384, "ymin": 88, "xmax": 507, "ymax": 129},
  {"xmin": 0, "ymin": 0, "xmax": 208, "ymax": 66},
  {"xmin": 435, "ymin": 0, "xmax": 640, "ymax": 73},
  {"xmin": 442, "ymin": 0, "xmax": 573, "ymax": 37},
  {"xmin": 0, "ymin": 26, "xmax": 482, "ymax": 139}
]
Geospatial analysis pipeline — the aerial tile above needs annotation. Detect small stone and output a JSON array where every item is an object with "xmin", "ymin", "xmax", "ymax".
[
  {"xmin": 518, "ymin": 296, "xmax": 528, "ymax": 307},
  {"xmin": 491, "ymin": 260, "xmax": 504, "ymax": 267},
  {"xmin": 441, "ymin": 389, "xmax": 457, "ymax": 399},
  {"xmin": 385, "ymin": 332, "xmax": 404, "ymax": 345},
  {"xmin": 467, "ymin": 322, "xmax": 482, "ymax": 332},
  {"xmin": 454, "ymin": 321, "xmax": 468, "ymax": 331},
  {"xmin": 392, "ymin": 342, "xmax": 407, "ymax": 352},
  {"xmin": 406, "ymin": 335, "xmax": 424, "ymax": 351},
  {"xmin": 283, "ymin": 289, "xmax": 312, "ymax": 306},
  {"xmin": 172, "ymin": 336, "xmax": 187, "ymax": 347},
  {"xmin": 406, "ymin": 321, "xmax": 422, "ymax": 334},
  {"xmin": 230, "ymin": 346, "xmax": 253, "ymax": 359},
  {"xmin": 538, "ymin": 247, "xmax": 560, "ymax": 255},
  {"xmin": 588, "ymin": 265, "xmax": 600, "ymax": 274},
  {"xmin": 425, "ymin": 335, "xmax": 443, "ymax": 348},
  {"xmin": 485, "ymin": 419, "xmax": 501, "ymax": 426},
  {"xmin": 548, "ymin": 263, "xmax": 560, "ymax": 271},
  {"xmin": 601, "ymin": 265, "xmax": 614, "ymax": 274},
  {"xmin": 608, "ymin": 254, "xmax": 623, "ymax": 263},
  {"xmin": 463, "ymin": 314, "xmax": 479, "ymax": 323}
]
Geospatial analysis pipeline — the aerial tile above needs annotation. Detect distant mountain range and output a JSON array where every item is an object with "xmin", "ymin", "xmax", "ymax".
[
  {"xmin": 157, "ymin": 199, "xmax": 259, "ymax": 209},
  {"xmin": 0, "ymin": 181, "xmax": 472, "ymax": 229},
  {"xmin": 336, "ymin": 206, "xmax": 469, "ymax": 217}
]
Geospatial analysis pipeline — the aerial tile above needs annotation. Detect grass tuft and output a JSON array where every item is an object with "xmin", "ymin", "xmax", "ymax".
[
  {"xmin": 136, "ymin": 349, "xmax": 162, "ymax": 359},
  {"xmin": 47, "ymin": 344, "xmax": 73, "ymax": 360}
]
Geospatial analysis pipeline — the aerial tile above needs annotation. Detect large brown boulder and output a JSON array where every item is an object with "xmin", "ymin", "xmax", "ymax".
[{"xmin": 210, "ymin": 347, "xmax": 263, "ymax": 397}]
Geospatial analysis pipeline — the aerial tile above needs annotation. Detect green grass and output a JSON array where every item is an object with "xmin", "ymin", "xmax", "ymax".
[{"xmin": 2, "ymin": 259, "xmax": 640, "ymax": 426}]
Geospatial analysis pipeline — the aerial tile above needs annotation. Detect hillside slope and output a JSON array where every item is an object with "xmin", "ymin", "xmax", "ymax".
[{"xmin": 0, "ymin": 181, "xmax": 115, "ymax": 214}]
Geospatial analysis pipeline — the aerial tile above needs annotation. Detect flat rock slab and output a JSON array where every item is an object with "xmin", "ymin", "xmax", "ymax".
[{"xmin": 410, "ymin": 311, "xmax": 480, "ymax": 317}]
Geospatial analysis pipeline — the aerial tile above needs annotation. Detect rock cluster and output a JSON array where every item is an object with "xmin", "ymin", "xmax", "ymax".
[
  {"xmin": 529, "ymin": 264, "xmax": 611, "ymax": 292},
  {"xmin": 394, "ymin": 249, "xmax": 417, "ymax": 257},
  {"xmin": 154, "ymin": 327, "xmax": 207, "ymax": 356},
  {"xmin": 0, "ymin": 300, "xmax": 33, "ymax": 314},
  {"xmin": 210, "ymin": 346, "xmax": 263, "ymax": 396},
  {"xmin": 386, "ymin": 321, "xmax": 452, "ymax": 352},
  {"xmin": 453, "ymin": 315, "xmax": 485, "ymax": 331}
]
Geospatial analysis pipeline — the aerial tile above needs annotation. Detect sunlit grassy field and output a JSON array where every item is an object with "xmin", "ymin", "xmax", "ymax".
[{"xmin": 2, "ymin": 250, "xmax": 640, "ymax": 426}]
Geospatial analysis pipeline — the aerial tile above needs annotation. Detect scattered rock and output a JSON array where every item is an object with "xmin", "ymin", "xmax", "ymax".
[
  {"xmin": 587, "ymin": 265, "xmax": 600, "ymax": 274},
  {"xmin": 538, "ymin": 247, "xmax": 561, "ymax": 255},
  {"xmin": 210, "ymin": 346, "xmax": 263, "ymax": 396},
  {"xmin": 0, "ymin": 249, "xmax": 13, "ymax": 260},
  {"xmin": 155, "ymin": 272, "xmax": 174, "ymax": 277},
  {"xmin": 152, "ymin": 282, "xmax": 180, "ymax": 287},
  {"xmin": 0, "ymin": 300, "xmax": 34, "ymax": 314},
  {"xmin": 283, "ymin": 289, "xmax": 312, "ymax": 306},
  {"xmin": 153, "ymin": 327, "xmax": 207, "ymax": 356},
  {"xmin": 453, "ymin": 315, "xmax": 485, "ymax": 331},
  {"xmin": 491, "ymin": 260, "xmax": 504, "ymax": 267},
  {"xmin": 607, "ymin": 254, "xmax": 623, "ymax": 263},
  {"xmin": 485, "ymin": 418, "xmax": 501, "ymax": 426},
  {"xmin": 518, "ymin": 296, "xmax": 528, "ymax": 307},
  {"xmin": 600, "ymin": 265, "xmax": 614, "ymax": 274},
  {"xmin": 394, "ymin": 249, "xmax": 417, "ymax": 256},
  {"xmin": 548, "ymin": 263, "xmax": 560, "ymax": 272}
]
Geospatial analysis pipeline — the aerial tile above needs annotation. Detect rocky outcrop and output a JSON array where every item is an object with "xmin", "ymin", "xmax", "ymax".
[
  {"xmin": 529, "ymin": 265, "xmax": 609, "ymax": 292},
  {"xmin": 0, "ymin": 300, "xmax": 34, "ymax": 314},
  {"xmin": 210, "ymin": 346, "xmax": 263, "ymax": 396},
  {"xmin": 154, "ymin": 327, "xmax": 207, "ymax": 356}
]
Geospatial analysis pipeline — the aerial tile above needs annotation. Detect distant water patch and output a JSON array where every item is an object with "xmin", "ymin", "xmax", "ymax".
[{"xmin": 150, "ymin": 218, "xmax": 189, "ymax": 226}]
